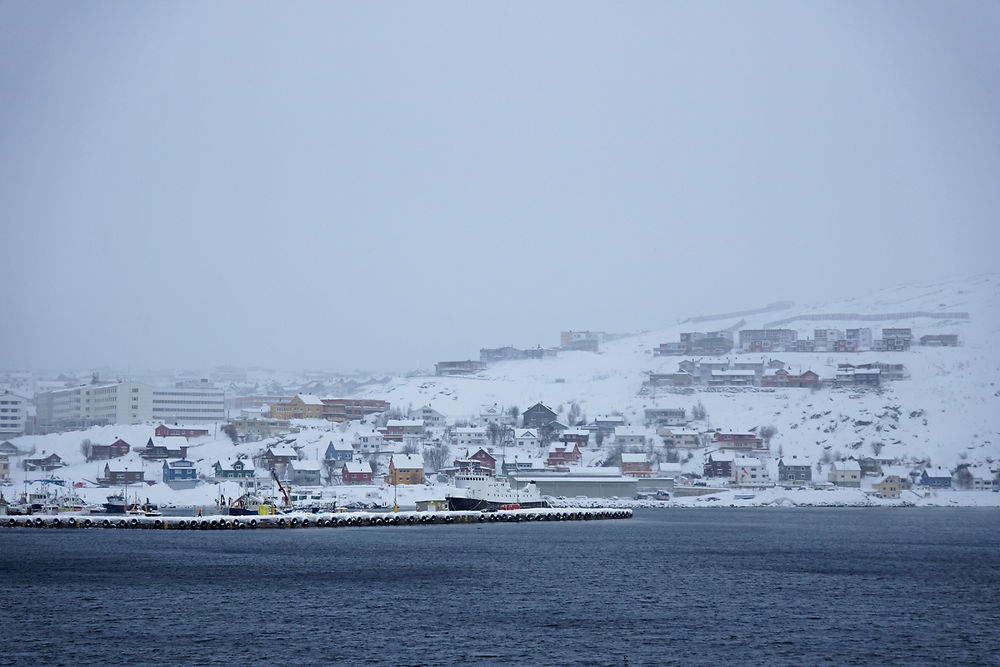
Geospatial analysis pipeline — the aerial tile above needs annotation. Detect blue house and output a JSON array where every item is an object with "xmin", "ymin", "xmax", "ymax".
[
  {"xmin": 163, "ymin": 458, "xmax": 198, "ymax": 489},
  {"xmin": 324, "ymin": 438, "xmax": 354, "ymax": 465},
  {"xmin": 920, "ymin": 467, "xmax": 952, "ymax": 488}
]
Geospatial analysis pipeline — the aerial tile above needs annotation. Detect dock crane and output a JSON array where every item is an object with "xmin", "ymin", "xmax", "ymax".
[{"xmin": 271, "ymin": 469, "xmax": 291, "ymax": 509}]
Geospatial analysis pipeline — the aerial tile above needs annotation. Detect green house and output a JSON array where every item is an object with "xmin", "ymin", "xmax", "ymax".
[{"xmin": 214, "ymin": 458, "xmax": 255, "ymax": 479}]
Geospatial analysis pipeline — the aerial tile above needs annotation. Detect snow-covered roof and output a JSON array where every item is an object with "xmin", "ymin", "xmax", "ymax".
[
  {"xmin": 778, "ymin": 456, "xmax": 812, "ymax": 466},
  {"xmin": 386, "ymin": 419, "xmax": 423, "ymax": 428},
  {"xmin": 343, "ymin": 460, "xmax": 371, "ymax": 474},
  {"xmin": 391, "ymin": 453, "xmax": 424, "ymax": 469},
  {"xmin": 297, "ymin": 394, "xmax": 324, "ymax": 405},
  {"xmin": 595, "ymin": 415, "xmax": 625, "ymax": 423},
  {"xmin": 290, "ymin": 459, "xmax": 321, "ymax": 472},
  {"xmin": 708, "ymin": 451, "xmax": 736, "ymax": 462},
  {"xmin": 614, "ymin": 426, "xmax": 645, "ymax": 438},
  {"xmin": 830, "ymin": 460, "xmax": 862, "ymax": 471},
  {"xmin": 734, "ymin": 457, "xmax": 763, "ymax": 467},
  {"xmin": 454, "ymin": 427, "xmax": 486, "ymax": 435},
  {"xmin": 621, "ymin": 453, "xmax": 647, "ymax": 464},
  {"xmin": 146, "ymin": 436, "xmax": 187, "ymax": 449},
  {"xmin": 712, "ymin": 370, "xmax": 756, "ymax": 377},
  {"xmin": 267, "ymin": 446, "xmax": 298, "ymax": 457},
  {"xmin": 515, "ymin": 429, "xmax": 537, "ymax": 438}
]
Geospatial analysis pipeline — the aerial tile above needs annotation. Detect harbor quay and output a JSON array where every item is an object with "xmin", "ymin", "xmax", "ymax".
[{"xmin": 1, "ymin": 507, "xmax": 633, "ymax": 531}]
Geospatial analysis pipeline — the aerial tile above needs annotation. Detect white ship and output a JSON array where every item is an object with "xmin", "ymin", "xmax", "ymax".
[{"xmin": 446, "ymin": 472, "xmax": 548, "ymax": 511}]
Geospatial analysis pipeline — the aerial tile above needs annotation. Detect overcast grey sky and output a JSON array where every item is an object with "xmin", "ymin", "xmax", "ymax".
[{"xmin": 2, "ymin": 1, "xmax": 998, "ymax": 374}]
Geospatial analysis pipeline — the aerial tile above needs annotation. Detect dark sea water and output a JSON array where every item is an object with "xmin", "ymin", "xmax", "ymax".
[{"xmin": 1, "ymin": 508, "xmax": 998, "ymax": 666}]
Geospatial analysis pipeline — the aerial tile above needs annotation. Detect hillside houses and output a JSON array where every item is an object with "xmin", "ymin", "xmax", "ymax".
[
  {"xmin": 644, "ymin": 408, "xmax": 686, "ymax": 426},
  {"xmin": 479, "ymin": 346, "xmax": 557, "ymax": 363},
  {"xmin": 154, "ymin": 424, "xmax": 209, "ymax": 439},
  {"xmin": 655, "ymin": 331, "xmax": 733, "ymax": 356}
]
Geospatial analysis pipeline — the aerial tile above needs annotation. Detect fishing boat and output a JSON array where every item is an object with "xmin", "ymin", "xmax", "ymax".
[
  {"xmin": 102, "ymin": 493, "xmax": 159, "ymax": 515},
  {"xmin": 445, "ymin": 472, "xmax": 549, "ymax": 512},
  {"xmin": 226, "ymin": 492, "xmax": 278, "ymax": 516}
]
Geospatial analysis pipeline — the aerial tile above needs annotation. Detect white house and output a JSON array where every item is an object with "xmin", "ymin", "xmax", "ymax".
[
  {"xmin": 658, "ymin": 428, "xmax": 701, "ymax": 448},
  {"xmin": 479, "ymin": 403, "xmax": 506, "ymax": 426},
  {"xmin": 828, "ymin": 460, "xmax": 862, "ymax": 487},
  {"xmin": 453, "ymin": 427, "xmax": 487, "ymax": 448},
  {"xmin": 733, "ymin": 457, "xmax": 772, "ymax": 487},
  {"xmin": 614, "ymin": 427, "xmax": 647, "ymax": 449},
  {"xmin": 515, "ymin": 428, "xmax": 538, "ymax": 449},
  {"xmin": 408, "ymin": 405, "xmax": 446, "ymax": 428},
  {"xmin": 352, "ymin": 429, "xmax": 385, "ymax": 453}
]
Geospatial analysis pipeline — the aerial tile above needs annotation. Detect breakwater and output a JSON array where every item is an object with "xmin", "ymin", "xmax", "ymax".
[{"xmin": 1, "ymin": 506, "xmax": 632, "ymax": 530}]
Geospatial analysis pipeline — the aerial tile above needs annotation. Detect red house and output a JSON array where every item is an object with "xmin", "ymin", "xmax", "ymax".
[
  {"xmin": 559, "ymin": 430, "xmax": 590, "ymax": 447},
  {"xmin": 469, "ymin": 448, "xmax": 497, "ymax": 474},
  {"xmin": 342, "ymin": 460, "xmax": 374, "ymax": 485},
  {"xmin": 713, "ymin": 431, "xmax": 763, "ymax": 450},
  {"xmin": 89, "ymin": 438, "xmax": 131, "ymax": 461},
  {"xmin": 761, "ymin": 370, "xmax": 820, "ymax": 389},
  {"xmin": 546, "ymin": 442, "xmax": 582, "ymax": 468},
  {"xmin": 154, "ymin": 424, "xmax": 210, "ymax": 439}
]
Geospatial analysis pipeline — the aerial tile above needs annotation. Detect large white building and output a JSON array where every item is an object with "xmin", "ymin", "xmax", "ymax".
[
  {"xmin": 0, "ymin": 390, "xmax": 28, "ymax": 436},
  {"xmin": 35, "ymin": 381, "xmax": 225, "ymax": 428}
]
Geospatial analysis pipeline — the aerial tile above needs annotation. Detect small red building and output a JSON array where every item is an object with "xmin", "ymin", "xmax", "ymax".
[
  {"xmin": 89, "ymin": 438, "xmax": 131, "ymax": 461},
  {"xmin": 154, "ymin": 424, "xmax": 210, "ymax": 439},
  {"xmin": 342, "ymin": 460, "xmax": 373, "ymax": 485},
  {"xmin": 469, "ymin": 448, "xmax": 497, "ymax": 474},
  {"xmin": 546, "ymin": 442, "xmax": 582, "ymax": 468}
]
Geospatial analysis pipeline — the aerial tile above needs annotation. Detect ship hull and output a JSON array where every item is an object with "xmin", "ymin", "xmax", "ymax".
[{"xmin": 446, "ymin": 496, "xmax": 549, "ymax": 512}]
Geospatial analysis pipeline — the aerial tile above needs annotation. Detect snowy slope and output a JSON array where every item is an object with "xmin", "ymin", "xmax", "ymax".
[
  {"xmin": 355, "ymin": 274, "xmax": 999, "ymax": 471},
  {"xmin": 4, "ymin": 274, "xmax": 998, "ymax": 507}
]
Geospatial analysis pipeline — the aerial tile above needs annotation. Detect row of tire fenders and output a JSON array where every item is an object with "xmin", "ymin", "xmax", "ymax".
[{"xmin": 3, "ymin": 509, "xmax": 633, "ymax": 530}]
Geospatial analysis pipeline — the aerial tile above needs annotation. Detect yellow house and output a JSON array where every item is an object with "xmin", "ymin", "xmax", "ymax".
[
  {"xmin": 270, "ymin": 394, "xmax": 324, "ymax": 420},
  {"xmin": 875, "ymin": 475, "xmax": 901, "ymax": 498},
  {"xmin": 386, "ymin": 454, "xmax": 424, "ymax": 485}
]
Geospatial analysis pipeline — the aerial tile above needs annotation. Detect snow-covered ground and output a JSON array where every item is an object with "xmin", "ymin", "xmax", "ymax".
[{"xmin": 3, "ymin": 274, "xmax": 998, "ymax": 510}]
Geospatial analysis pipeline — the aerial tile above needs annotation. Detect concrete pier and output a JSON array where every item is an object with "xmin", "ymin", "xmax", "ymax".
[{"xmin": 1, "ymin": 507, "xmax": 632, "ymax": 530}]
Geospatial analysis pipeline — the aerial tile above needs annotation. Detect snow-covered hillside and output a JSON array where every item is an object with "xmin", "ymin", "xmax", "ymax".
[
  {"xmin": 3, "ymin": 274, "xmax": 998, "ymax": 508},
  {"xmin": 355, "ymin": 274, "xmax": 999, "ymax": 470}
]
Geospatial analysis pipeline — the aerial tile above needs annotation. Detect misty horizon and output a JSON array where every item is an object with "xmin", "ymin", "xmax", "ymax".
[{"xmin": 3, "ymin": 3, "xmax": 998, "ymax": 375}]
